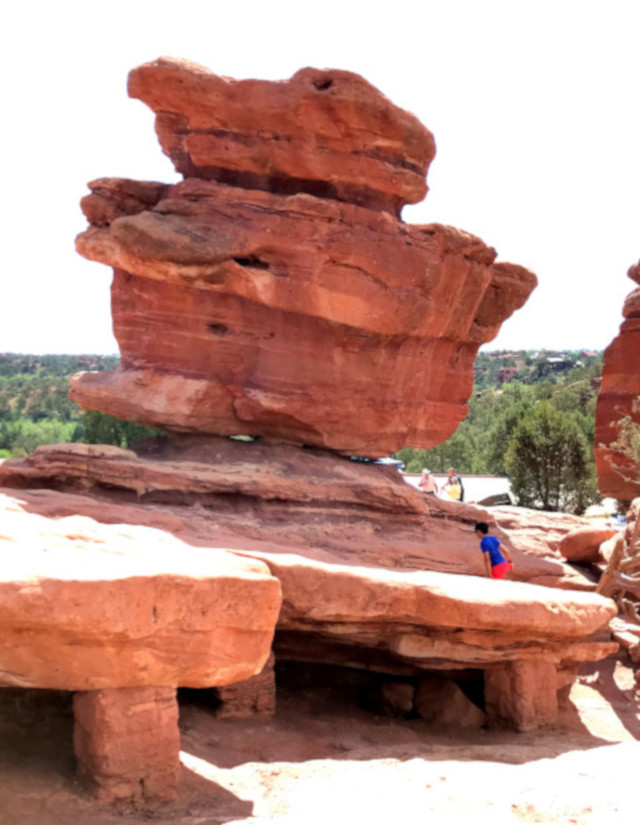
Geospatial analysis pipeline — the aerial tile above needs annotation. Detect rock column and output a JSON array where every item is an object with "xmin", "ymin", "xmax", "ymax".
[
  {"xmin": 213, "ymin": 652, "xmax": 276, "ymax": 719},
  {"xmin": 484, "ymin": 660, "xmax": 558, "ymax": 731},
  {"xmin": 73, "ymin": 686, "xmax": 180, "ymax": 804}
]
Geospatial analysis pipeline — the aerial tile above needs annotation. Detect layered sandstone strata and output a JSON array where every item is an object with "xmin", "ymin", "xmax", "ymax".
[
  {"xmin": 595, "ymin": 260, "xmax": 640, "ymax": 501},
  {"xmin": 0, "ymin": 490, "xmax": 281, "ymax": 802},
  {"xmin": 72, "ymin": 58, "xmax": 536, "ymax": 456},
  {"xmin": 0, "ymin": 483, "xmax": 617, "ymax": 739},
  {"xmin": 0, "ymin": 499, "xmax": 281, "ymax": 691},
  {"xmin": 0, "ymin": 439, "xmax": 594, "ymax": 589},
  {"xmin": 127, "ymin": 59, "xmax": 435, "ymax": 215}
]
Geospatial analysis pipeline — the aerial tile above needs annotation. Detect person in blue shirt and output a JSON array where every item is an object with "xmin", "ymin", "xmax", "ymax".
[{"xmin": 474, "ymin": 522, "xmax": 513, "ymax": 579}]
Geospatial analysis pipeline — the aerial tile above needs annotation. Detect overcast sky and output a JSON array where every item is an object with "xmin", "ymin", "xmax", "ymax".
[{"xmin": 3, "ymin": 0, "xmax": 638, "ymax": 354}]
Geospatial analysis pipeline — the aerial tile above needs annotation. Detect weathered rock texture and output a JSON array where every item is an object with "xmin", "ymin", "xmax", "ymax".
[
  {"xmin": 415, "ymin": 675, "xmax": 486, "ymax": 729},
  {"xmin": 0, "ymin": 439, "xmax": 594, "ymax": 590},
  {"xmin": 558, "ymin": 526, "xmax": 618, "ymax": 564},
  {"xmin": 72, "ymin": 58, "xmax": 536, "ymax": 456},
  {"xmin": 211, "ymin": 652, "xmax": 276, "ymax": 719},
  {"xmin": 0, "ymin": 442, "xmax": 617, "ymax": 678},
  {"xmin": 127, "ymin": 59, "xmax": 435, "ymax": 215},
  {"xmin": 73, "ymin": 687, "xmax": 180, "ymax": 803},
  {"xmin": 0, "ymin": 492, "xmax": 281, "ymax": 692},
  {"xmin": 595, "ymin": 260, "xmax": 640, "ymax": 501}
]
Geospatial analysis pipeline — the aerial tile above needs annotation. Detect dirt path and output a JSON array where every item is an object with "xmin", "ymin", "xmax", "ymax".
[{"xmin": 0, "ymin": 655, "xmax": 638, "ymax": 825}]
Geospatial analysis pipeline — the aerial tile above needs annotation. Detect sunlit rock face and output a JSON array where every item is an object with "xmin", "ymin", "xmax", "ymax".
[
  {"xmin": 595, "ymin": 260, "xmax": 640, "ymax": 501},
  {"xmin": 72, "ymin": 57, "xmax": 536, "ymax": 456}
]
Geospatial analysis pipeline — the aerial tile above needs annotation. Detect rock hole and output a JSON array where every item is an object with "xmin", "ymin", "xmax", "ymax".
[
  {"xmin": 313, "ymin": 78, "xmax": 334, "ymax": 91},
  {"xmin": 207, "ymin": 323, "xmax": 229, "ymax": 336},
  {"xmin": 178, "ymin": 687, "xmax": 222, "ymax": 715},
  {"xmin": 233, "ymin": 256, "xmax": 270, "ymax": 270}
]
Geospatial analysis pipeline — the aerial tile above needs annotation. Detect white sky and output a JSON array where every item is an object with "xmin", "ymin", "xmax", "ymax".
[{"xmin": 2, "ymin": 0, "xmax": 639, "ymax": 354}]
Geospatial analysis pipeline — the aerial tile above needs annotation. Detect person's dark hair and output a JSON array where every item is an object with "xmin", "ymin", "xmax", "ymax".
[{"xmin": 475, "ymin": 522, "xmax": 489, "ymax": 534}]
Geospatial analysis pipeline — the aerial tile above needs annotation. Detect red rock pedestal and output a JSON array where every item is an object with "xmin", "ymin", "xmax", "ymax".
[
  {"xmin": 213, "ymin": 652, "xmax": 276, "ymax": 719},
  {"xmin": 73, "ymin": 687, "xmax": 180, "ymax": 804},
  {"xmin": 484, "ymin": 660, "xmax": 558, "ymax": 731}
]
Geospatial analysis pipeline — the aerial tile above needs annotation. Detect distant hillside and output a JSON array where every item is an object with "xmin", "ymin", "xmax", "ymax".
[
  {"xmin": 0, "ymin": 354, "xmax": 158, "ymax": 458},
  {"xmin": 474, "ymin": 349, "xmax": 602, "ymax": 389}
]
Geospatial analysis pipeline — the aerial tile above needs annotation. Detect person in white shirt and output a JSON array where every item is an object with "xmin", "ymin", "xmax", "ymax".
[{"xmin": 418, "ymin": 468, "xmax": 439, "ymax": 496}]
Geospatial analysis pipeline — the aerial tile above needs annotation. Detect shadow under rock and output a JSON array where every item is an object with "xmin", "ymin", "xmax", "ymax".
[
  {"xmin": 178, "ymin": 661, "xmax": 618, "ymax": 774},
  {"xmin": 578, "ymin": 654, "xmax": 640, "ymax": 740}
]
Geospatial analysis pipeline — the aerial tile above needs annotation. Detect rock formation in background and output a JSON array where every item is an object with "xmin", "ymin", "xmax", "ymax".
[
  {"xmin": 595, "ymin": 260, "xmax": 640, "ymax": 502},
  {"xmin": 72, "ymin": 57, "xmax": 536, "ymax": 456}
]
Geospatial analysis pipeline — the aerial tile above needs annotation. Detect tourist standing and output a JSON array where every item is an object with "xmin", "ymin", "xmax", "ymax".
[
  {"xmin": 418, "ymin": 468, "xmax": 439, "ymax": 496},
  {"xmin": 442, "ymin": 467, "xmax": 464, "ymax": 501}
]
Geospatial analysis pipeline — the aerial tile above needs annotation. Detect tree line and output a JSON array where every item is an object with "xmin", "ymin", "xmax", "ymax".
[
  {"xmin": 0, "ymin": 354, "xmax": 157, "ymax": 458},
  {"xmin": 396, "ymin": 354, "xmax": 603, "ymax": 514}
]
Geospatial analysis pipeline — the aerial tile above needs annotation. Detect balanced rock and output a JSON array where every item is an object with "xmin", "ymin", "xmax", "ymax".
[
  {"xmin": 72, "ymin": 58, "xmax": 536, "ymax": 456},
  {"xmin": 595, "ymin": 260, "xmax": 640, "ymax": 501}
]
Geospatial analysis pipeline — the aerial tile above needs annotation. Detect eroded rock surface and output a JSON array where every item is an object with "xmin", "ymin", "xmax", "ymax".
[
  {"xmin": 0, "ymin": 491, "xmax": 281, "ymax": 691},
  {"xmin": 73, "ymin": 687, "xmax": 180, "ymax": 803},
  {"xmin": 72, "ymin": 58, "xmax": 536, "ymax": 456},
  {"xmin": 0, "ymin": 439, "xmax": 592, "ymax": 589},
  {"xmin": 558, "ymin": 526, "xmax": 619, "ymax": 564},
  {"xmin": 595, "ymin": 260, "xmax": 640, "ymax": 501},
  {"xmin": 127, "ymin": 59, "xmax": 435, "ymax": 215}
]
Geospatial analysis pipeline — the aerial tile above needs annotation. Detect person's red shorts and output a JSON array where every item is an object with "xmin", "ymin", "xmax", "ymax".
[{"xmin": 491, "ymin": 560, "xmax": 511, "ymax": 579}]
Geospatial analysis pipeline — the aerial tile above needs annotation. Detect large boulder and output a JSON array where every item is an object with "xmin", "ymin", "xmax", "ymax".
[
  {"xmin": 71, "ymin": 59, "xmax": 536, "ymax": 456},
  {"xmin": 558, "ymin": 526, "xmax": 619, "ymax": 564},
  {"xmin": 127, "ymin": 58, "xmax": 435, "ymax": 215}
]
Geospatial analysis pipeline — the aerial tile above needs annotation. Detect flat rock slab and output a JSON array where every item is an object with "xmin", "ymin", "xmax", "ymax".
[
  {"xmin": 0, "ymin": 492, "xmax": 281, "ymax": 691},
  {"xmin": 0, "ymin": 480, "xmax": 616, "ymax": 680}
]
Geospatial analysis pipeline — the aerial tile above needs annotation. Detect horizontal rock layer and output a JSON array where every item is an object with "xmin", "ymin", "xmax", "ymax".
[
  {"xmin": 0, "ymin": 439, "xmax": 596, "ymax": 593},
  {"xmin": 0, "ymin": 440, "xmax": 617, "ymax": 709},
  {"xmin": 0, "ymin": 489, "xmax": 281, "ymax": 690},
  {"xmin": 74, "ymin": 178, "xmax": 536, "ymax": 455},
  {"xmin": 595, "ymin": 261, "xmax": 640, "ymax": 501},
  {"xmin": 0, "ymin": 480, "xmax": 615, "ymax": 680},
  {"xmin": 128, "ymin": 58, "xmax": 435, "ymax": 215}
]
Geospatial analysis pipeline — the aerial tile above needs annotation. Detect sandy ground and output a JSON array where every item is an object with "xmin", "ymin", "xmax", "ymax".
[{"xmin": 0, "ymin": 655, "xmax": 638, "ymax": 825}]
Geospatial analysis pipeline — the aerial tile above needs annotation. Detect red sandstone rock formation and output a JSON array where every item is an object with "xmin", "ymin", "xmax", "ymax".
[
  {"xmin": 73, "ymin": 687, "xmax": 180, "ymax": 803},
  {"xmin": 0, "ymin": 496, "xmax": 281, "ymax": 691},
  {"xmin": 0, "ymin": 439, "xmax": 593, "ymax": 589},
  {"xmin": 71, "ymin": 58, "xmax": 536, "ymax": 456},
  {"xmin": 595, "ymin": 260, "xmax": 640, "ymax": 501},
  {"xmin": 558, "ymin": 526, "xmax": 618, "ymax": 564},
  {"xmin": 127, "ymin": 59, "xmax": 435, "ymax": 215},
  {"xmin": 0, "ymin": 485, "xmax": 617, "ymax": 735}
]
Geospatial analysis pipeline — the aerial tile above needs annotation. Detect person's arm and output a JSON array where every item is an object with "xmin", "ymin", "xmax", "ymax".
[
  {"xmin": 483, "ymin": 553, "xmax": 492, "ymax": 577},
  {"xmin": 499, "ymin": 542, "xmax": 512, "ymax": 562}
]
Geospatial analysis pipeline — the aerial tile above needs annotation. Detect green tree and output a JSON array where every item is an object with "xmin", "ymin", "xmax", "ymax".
[
  {"xmin": 84, "ymin": 411, "xmax": 162, "ymax": 448},
  {"xmin": 505, "ymin": 401, "xmax": 599, "ymax": 514},
  {"xmin": 608, "ymin": 397, "xmax": 640, "ymax": 491}
]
